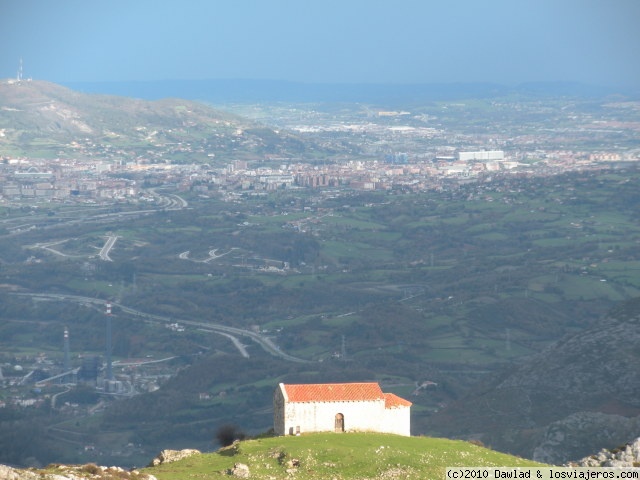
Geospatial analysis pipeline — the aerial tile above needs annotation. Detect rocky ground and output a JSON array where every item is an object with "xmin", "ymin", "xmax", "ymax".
[
  {"xmin": 0, "ymin": 449, "xmax": 203, "ymax": 480},
  {"xmin": 568, "ymin": 437, "xmax": 640, "ymax": 467},
  {"xmin": 0, "ymin": 463, "xmax": 156, "ymax": 480}
]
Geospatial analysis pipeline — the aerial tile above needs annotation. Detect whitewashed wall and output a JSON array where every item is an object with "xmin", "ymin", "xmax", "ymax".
[
  {"xmin": 273, "ymin": 387, "xmax": 411, "ymax": 436},
  {"xmin": 284, "ymin": 399, "xmax": 385, "ymax": 434},
  {"xmin": 380, "ymin": 405, "xmax": 411, "ymax": 436}
]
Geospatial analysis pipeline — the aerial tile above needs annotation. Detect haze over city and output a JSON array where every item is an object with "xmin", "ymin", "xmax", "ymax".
[{"xmin": 1, "ymin": 0, "xmax": 640, "ymax": 87}]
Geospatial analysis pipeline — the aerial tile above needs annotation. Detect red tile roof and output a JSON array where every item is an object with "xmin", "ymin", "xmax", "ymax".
[
  {"xmin": 384, "ymin": 392, "xmax": 413, "ymax": 408},
  {"xmin": 280, "ymin": 382, "xmax": 411, "ymax": 408}
]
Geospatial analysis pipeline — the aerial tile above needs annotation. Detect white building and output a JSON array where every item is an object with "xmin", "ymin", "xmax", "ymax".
[
  {"xmin": 273, "ymin": 382, "xmax": 412, "ymax": 437},
  {"xmin": 457, "ymin": 150, "xmax": 504, "ymax": 161}
]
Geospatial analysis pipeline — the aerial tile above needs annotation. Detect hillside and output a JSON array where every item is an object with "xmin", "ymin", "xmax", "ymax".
[
  {"xmin": 0, "ymin": 433, "xmax": 545, "ymax": 480},
  {"xmin": 1, "ymin": 81, "xmax": 640, "ymax": 469},
  {"xmin": 1, "ymin": 167, "xmax": 640, "ymax": 468},
  {"xmin": 144, "ymin": 434, "xmax": 544, "ymax": 479},
  {"xmin": 0, "ymin": 80, "xmax": 320, "ymax": 162},
  {"xmin": 429, "ymin": 297, "xmax": 640, "ymax": 464}
]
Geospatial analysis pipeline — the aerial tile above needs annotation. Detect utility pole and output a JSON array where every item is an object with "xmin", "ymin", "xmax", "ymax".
[
  {"xmin": 505, "ymin": 328, "xmax": 511, "ymax": 352},
  {"xmin": 106, "ymin": 303, "xmax": 113, "ymax": 380},
  {"xmin": 63, "ymin": 327, "xmax": 71, "ymax": 371},
  {"xmin": 341, "ymin": 335, "xmax": 346, "ymax": 360}
]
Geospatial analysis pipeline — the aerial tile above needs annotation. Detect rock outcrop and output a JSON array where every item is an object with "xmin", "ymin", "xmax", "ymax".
[
  {"xmin": 147, "ymin": 448, "xmax": 201, "ymax": 466},
  {"xmin": 532, "ymin": 413, "xmax": 640, "ymax": 464},
  {"xmin": 568, "ymin": 437, "xmax": 640, "ymax": 467},
  {"xmin": 0, "ymin": 463, "xmax": 157, "ymax": 480},
  {"xmin": 0, "ymin": 464, "xmax": 38, "ymax": 480},
  {"xmin": 228, "ymin": 462, "xmax": 250, "ymax": 478},
  {"xmin": 0, "ymin": 449, "xmax": 200, "ymax": 480}
]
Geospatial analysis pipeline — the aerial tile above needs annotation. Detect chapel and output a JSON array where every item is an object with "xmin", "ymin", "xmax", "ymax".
[{"xmin": 273, "ymin": 382, "xmax": 412, "ymax": 436}]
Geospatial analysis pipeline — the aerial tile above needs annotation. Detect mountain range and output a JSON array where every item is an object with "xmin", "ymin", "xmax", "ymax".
[{"xmin": 63, "ymin": 79, "xmax": 639, "ymax": 104}]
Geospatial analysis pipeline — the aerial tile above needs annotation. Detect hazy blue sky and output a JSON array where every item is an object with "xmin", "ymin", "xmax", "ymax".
[{"xmin": 1, "ymin": 0, "xmax": 639, "ymax": 87}]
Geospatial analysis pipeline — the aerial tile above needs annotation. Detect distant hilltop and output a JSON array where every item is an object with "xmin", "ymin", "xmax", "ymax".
[{"xmin": 0, "ymin": 79, "xmax": 315, "ymax": 162}]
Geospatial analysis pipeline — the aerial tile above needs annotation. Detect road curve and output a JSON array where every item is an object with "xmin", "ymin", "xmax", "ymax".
[
  {"xmin": 11, "ymin": 292, "xmax": 309, "ymax": 363},
  {"xmin": 99, "ymin": 235, "xmax": 118, "ymax": 261}
]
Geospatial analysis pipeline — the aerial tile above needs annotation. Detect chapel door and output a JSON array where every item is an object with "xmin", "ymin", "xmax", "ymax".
[{"xmin": 335, "ymin": 413, "xmax": 344, "ymax": 432}]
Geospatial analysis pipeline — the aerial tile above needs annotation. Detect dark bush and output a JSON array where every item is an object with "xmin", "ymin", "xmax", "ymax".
[{"xmin": 215, "ymin": 424, "xmax": 246, "ymax": 447}]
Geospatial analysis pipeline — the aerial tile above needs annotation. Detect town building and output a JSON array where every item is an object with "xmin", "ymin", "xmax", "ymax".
[
  {"xmin": 273, "ymin": 382, "xmax": 412, "ymax": 437},
  {"xmin": 457, "ymin": 150, "xmax": 504, "ymax": 161}
]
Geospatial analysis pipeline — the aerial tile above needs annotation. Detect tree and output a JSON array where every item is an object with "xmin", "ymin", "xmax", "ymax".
[{"xmin": 215, "ymin": 424, "xmax": 246, "ymax": 447}]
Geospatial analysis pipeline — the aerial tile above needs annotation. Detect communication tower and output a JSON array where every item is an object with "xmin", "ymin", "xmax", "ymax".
[{"xmin": 17, "ymin": 58, "xmax": 23, "ymax": 82}]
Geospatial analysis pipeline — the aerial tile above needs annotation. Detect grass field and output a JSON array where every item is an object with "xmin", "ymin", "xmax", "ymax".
[{"xmin": 143, "ymin": 433, "xmax": 546, "ymax": 480}]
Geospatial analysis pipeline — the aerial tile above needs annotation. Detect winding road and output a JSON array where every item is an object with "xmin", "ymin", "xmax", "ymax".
[
  {"xmin": 99, "ymin": 235, "xmax": 118, "ymax": 261},
  {"xmin": 11, "ymin": 292, "xmax": 308, "ymax": 363}
]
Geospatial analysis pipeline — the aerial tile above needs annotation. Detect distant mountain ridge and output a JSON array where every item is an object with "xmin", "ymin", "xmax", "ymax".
[
  {"xmin": 63, "ymin": 79, "xmax": 639, "ymax": 104},
  {"xmin": 0, "ymin": 80, "xmax": 230, "ymax": 137}
]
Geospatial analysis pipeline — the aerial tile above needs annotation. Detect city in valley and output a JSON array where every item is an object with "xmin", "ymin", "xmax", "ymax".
[{"xmin": 2, "ymin": 88, "xmax": 639, "ymax": 205}]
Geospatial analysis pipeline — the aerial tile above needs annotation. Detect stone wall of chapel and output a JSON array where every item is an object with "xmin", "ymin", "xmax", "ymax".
[
  {"xmin": 273, "ymin": 386, "xmax": 412, "ymax": 437},
  {"xmin": 283, "ymin": 399, "xmax": 385, "ymax": 435},
  {"xmin": 273, "ymin": 388, "xmax": 286, "ymax": 435},
  {"xmin": 380, "ymin": 406, "xmax": 411, "ymax": 436}
]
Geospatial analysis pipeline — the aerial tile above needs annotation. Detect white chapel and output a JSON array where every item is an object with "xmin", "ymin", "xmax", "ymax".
[{"xmin": 273, "ymin": 382, "xmax": 412, "ymax": 437}]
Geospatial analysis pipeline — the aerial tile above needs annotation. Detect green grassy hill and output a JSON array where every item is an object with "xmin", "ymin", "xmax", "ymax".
[
  {"xmin": 143, "ymin": 433, "xmax": 545, "ymax": 480},
  {"xmin": 0, "ymin": 80, "xmax": 322, "ymax": 162}
]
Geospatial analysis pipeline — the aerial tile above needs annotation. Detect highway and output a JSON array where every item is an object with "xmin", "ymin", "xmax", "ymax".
[
  {"xmin": 212, "ymin": 332, "xmax": 250, "ymax": 358},
  {"xmin": 147, "ymin": 189, "xmax": 188, "ymax": 209},
  {"xmin": 1, "ymin": 189, "xmax": 189, "ymax": 238},
  {"xmin": 11, "ymin": 292, "xmax": 309, "ymax": 363}
]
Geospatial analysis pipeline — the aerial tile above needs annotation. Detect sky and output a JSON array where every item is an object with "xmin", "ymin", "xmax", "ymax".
[{"xmin": 1, "ymin": 0, "xmax": 639, "ymax": 87}]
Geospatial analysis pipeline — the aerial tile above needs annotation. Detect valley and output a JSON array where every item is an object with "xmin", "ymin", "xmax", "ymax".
[{"xmin": 0, "ymin": 80, "xmax": 639, "ymax": 468}]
